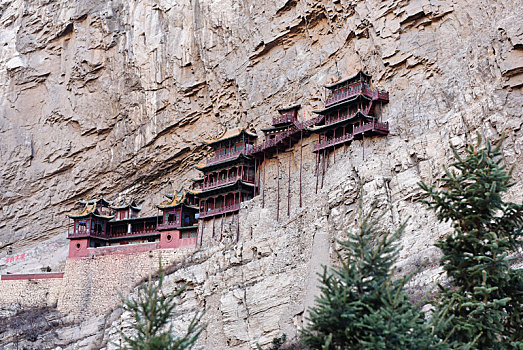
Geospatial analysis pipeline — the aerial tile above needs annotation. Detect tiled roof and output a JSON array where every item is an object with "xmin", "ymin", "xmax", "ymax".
[
  {"xmin": 323, "ymin": 70, "xmax": 371, "ymax": 89},
  {"xmin": 202, "ymin": 128, "xmax": 257, "ymax": 146}
]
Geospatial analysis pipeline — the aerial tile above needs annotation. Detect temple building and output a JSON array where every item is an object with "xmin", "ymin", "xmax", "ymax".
[
  {"xmin": 67, "ymin": 198, "xmax": 115, "ymax": 251},
  {"xmin": 66, "ymin": 195, "xmax": 198, "ymax": 258},
  {"xmin": 192, "ymin": 128, "xmax": 257, "ymax": 220},
  {"xmin": 156, "ymin": 189, "xmax": 199, "ymax": 240},
  {"xmin": 65, "ymin": 71, "xmax": 390, "ymax": 255},
  {"xmin": 105, "ymin": 197, "xmax": 158, "ymax": 243},
  {"xmin": 309, "ymin": 71, "xmax": 389, "ymax": 153}
]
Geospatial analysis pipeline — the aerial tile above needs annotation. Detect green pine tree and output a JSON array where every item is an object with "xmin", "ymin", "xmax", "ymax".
[
  {"xmin": 119, "ymin": 263, "xmax": 204, "ymax": 350},
  {"xmin": 301, "ymin": 203, "xmax": 447, "ymax": 349},
  {"xmin": 419, "ymin": 135, "xmax": 523, "ymax": 349}
]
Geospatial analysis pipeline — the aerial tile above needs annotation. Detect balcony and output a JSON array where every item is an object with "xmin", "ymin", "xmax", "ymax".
[
  {"xmin": 203, "ymin": 145, "xmax": 254, "ymax": 167},
  {"xmin": 272, "ymin": 114, "xmax": 295, "ymax": 126},
  {"xmin": 353, "ymin": 120, "xmax": 389, "ymax": 136},
  {"xmin": 323, "ymin": 105, "xmax": 372, "ymax": 128},
  {"xmin": 68, "ymin": 230, "xmax": 107, "ymax": 239},
  {"xmin": 312, "ymin": 120, "xmax": 389, "ymax": 152},
  {"xmin": 325, "ymin": 82, "xmax": 388, "ymax": 107},
  {"xmin": 206, "ymin": 150, "xmax": 243, "ymax": 166},
  {"xmin": 200, "ymin": 175, "xmax": 254, "ymax": 192},
  {"xmin": 313, "ymin": 133, "xmax": 354, "ymax": 152},
  {"xmin": 107, "ymin": 229, "xmax": 159, "ymax": 239},
  {"xmin": 199, "ymin": 203, "xmax": 241, "ymax": 219},
  {"xmin": 247, "ymin": 125, "xmax": 299, "ymax": 155},
  {"xmin": 325, "ymin": 82, "xmax": 364, "ymax": 107},
  {"xmin": 157, "ymin": 221, "xmax": 181, "ymax": 230}
]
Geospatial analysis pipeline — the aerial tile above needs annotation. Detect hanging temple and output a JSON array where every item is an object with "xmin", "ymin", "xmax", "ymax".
[{"xmin": 66, "ymin": 71, "xmax": 390, "ymax": 258}]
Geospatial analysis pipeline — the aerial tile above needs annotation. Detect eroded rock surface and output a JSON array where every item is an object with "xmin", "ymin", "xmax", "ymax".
[{"xmin": 0, "ymin": 0, "xmax": 522, "ymax": 349}]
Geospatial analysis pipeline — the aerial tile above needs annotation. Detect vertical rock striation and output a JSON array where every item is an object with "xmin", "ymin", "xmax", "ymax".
[{"xmin": 0, "ymin": 0, "xmax": 521, "ymax": 348}]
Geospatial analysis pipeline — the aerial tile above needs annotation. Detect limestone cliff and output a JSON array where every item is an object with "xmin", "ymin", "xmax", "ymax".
[{"xmin": 0, "ymin": 0, "xmax": 522, "ymax": 349}]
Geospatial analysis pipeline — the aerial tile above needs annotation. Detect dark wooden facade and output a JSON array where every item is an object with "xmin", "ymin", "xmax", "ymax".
[
  {"xmin": 309, "ymin": 71, "xmax": 389, "ymax": 153},
  {"xmin": 192, "ymin": 128, "xmax": 257, "ymax": 219}
]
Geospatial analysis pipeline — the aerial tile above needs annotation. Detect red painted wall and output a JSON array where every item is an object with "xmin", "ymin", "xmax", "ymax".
[
  {"xmin": 67, "ymin": 231, "xmax": 197, "ymax": 259},
  {"xmin": 1, "ymin": 272, "xmax": 64, "ymax": 280},
  {"xmin": 159, "ymin": 230, "xmax": 197, "ymax": 249},
  {"xmin": 69, "ymin": 239, "xmax": 90, "ymax": 258}
]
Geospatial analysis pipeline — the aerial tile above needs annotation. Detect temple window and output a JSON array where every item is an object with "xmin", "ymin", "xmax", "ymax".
[{"xmin": 76, "ymin": 221, "xmax": 87, "ymax": 233}]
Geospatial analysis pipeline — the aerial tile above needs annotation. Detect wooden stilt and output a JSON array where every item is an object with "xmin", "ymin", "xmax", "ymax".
[
  {"xmin": 277, "ymin": 147, "xmax": 280, "ymax": 222},
  {"xmin": 326, "ymin": 147, "xmax": 330, "ymax": 169},
  {"xmin": 220, "ymin": 213, "xmax": 225, "ymax": 241},
  {"xmin": 315, "ymin": 150, "xmax": 320, "ymax": 194},
  {"xmin": 321, "ymin": 150, "xmax": 326, "ymax": 189},
  {"xmin": 362, "ymin": 132, "xmax": 365, "ymax": 161},
  {"xmin": 262, "ymin": 152, "xmax": 266, "ymax": 208},
  {"xmin": 287, "ymin": 149, "xmax": 291, "ymax": 217},
  {"xmin": 287, "ymin": 136, "xmax": 292, "ymax": 216},
  {"xmin": 299, "ymin": 130, "xmax": 303, "ymax": 208},
  {"xmin": 254, "ymin": 158, "xmax": 257, "ymax": 195},
  {"xmin": 199, "ymin": 220, "xmax": 205, "ymax": 248},
  {"xmin": 212, "ymin": 216, "xmax": 215, "ymax": 238},
  {"xmin": 236, "ymin": 213, "xmax": 240, "ymax": 242}
]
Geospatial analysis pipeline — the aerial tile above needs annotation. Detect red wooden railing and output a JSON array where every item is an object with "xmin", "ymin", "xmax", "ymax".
[
  {"xmin": 199, "ymin": 203, "xmax": 241, "ymax": 218},
  {"xmin": 108, "ymin": 228, "xmax": 158, "ymax": 238},
  {"xmin": 313, "ymin": 133, "xmax": 354, "ymax": 152},
  {"xmin": 68, "ymin": 230, "xmax": 107, "ymax": 239},
  {"xmin": 353, "ymin": 120, "xmax": 389, "ymax": 135},
  {"xmin": 325, "ymin": 82, "xmax": 389, "ymax": 107},
  {"xmin": 323, "ymin": 104, "xmax": 372, "ymax": 127},
  {"xmin": 204, "ymin": 145, "xmax": 254, "ymax": 167},
  {"xmin": 200, "ymin": 175, "xmax": 254, "ymax": 191},
  {"xmin": 272, "ymin": 114, "xmax": 295, "ymax": 125},
  {"xmin": 246, "ymin": 117, "xmax": 319, "ymax": 156},
  {"xmin": 313, "ymin": 120, "xmax": 389, "ymax": 152},
  {"xmin": 206, "ymin": 150, "xmax": 243, "ymax": 166},
  {"xmin": 325, "ymin": 82, "xmax": 363, "ymax": 106}
]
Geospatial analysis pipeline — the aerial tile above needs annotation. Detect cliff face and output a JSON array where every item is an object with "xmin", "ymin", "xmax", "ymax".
[{"xmin": 0, "ymin": 0, "xmax": 522, "ymax": 348}]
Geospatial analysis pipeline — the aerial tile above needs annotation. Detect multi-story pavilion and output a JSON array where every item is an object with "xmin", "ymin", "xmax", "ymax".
[
  {"xmin": 192, "ymin": 128, "xmax": 257, "ymax": 219},
  {"xmin": 157, "ymin": 189, "xmax": 199, "ymax": 239},
  {"xmin": 309, "ymin": 70, "xmax": 390, "ymax": 153}
]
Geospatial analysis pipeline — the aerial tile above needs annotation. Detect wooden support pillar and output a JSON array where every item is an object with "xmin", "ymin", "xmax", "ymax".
[
  {"xmin": 199, "ymin": 220, "xmax": 205, "ymax": 248},
  {"xmin": 299, "ymin": 130, "xmax": 303, "ymax": 208},
  {"xmin": 220, "ymin": 213, "xmax": 224, "ymax": 241},
  {"xmin": 212, "ymin": 216, "xmax": 216, "ymax": 238},
  {"xmin": 262, "ymin": 152, "xmax": 266, "ymax": 208},
  {"xmin": 257, "ymin": 157, "xmax": 262, "ymax": 196},
  {"xmin": 321, "ymin": 149, "xmax": 326, "ymax": 189},
  {"xmin": 287, "ymin": 142, "xmax": 291, "ymax": 217},
  {"xmin": 254, "ymin": 158, "xmax": 257, "ymax": 195},
  {"xmin": 315, "ymin": 150, "xmax": 320, "ymax": 194},
  {"xmin": 362, "ymin": 132, "xmax": 365, "ymax": 161},
  {"xmin": 236, "ymin": 213, "xmax": 240, "ymax": 242},
  {"xmin": 277, "ymin": 147, "xmax": 280, "ymax": 222}
]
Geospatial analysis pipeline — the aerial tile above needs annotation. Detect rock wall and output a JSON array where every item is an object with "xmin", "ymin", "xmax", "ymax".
[{"xmin": 0, "ymin": 0, "xmax": 522, "ymax": 349}]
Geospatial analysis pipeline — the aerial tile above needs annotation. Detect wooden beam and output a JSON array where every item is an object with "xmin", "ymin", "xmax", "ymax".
[{"xmin": 299, "ymin": 129, "xmax": 303, "ymax": 208}]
